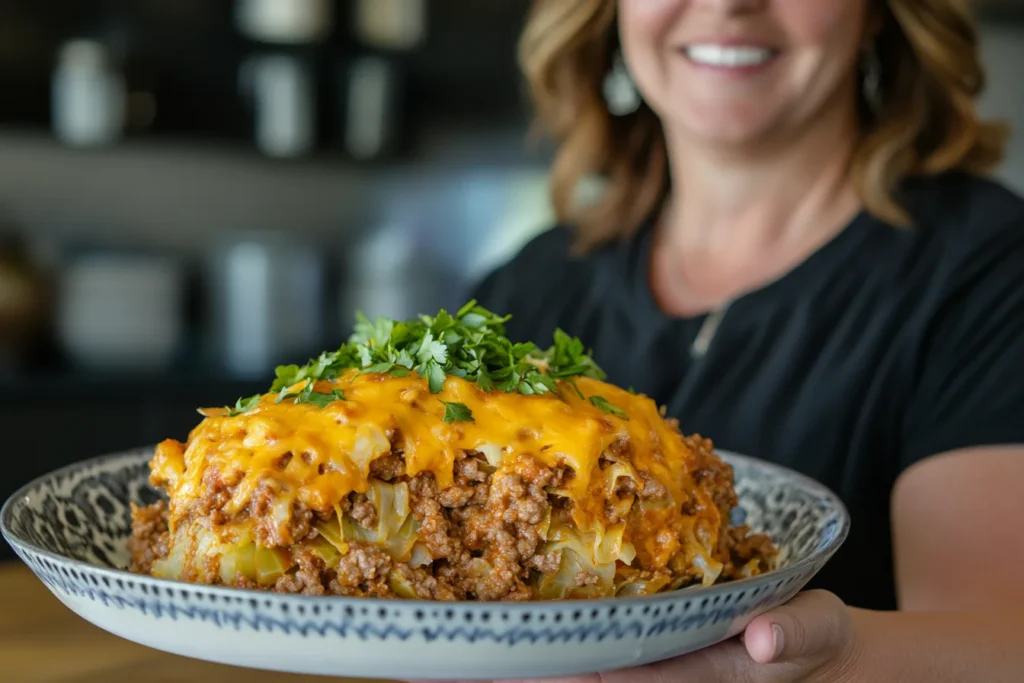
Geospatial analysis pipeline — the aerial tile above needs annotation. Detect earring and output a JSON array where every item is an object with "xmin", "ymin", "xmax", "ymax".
[
  {"xmin": 603, "ymin": 50, "xmax": 642, "ymax": 116},
  {"xmin": 861, "ymin": 45, "xmax": 882, "ymax": 115}
]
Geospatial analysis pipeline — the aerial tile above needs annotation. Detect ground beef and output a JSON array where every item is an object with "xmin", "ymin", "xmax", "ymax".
[
  {"xmin": 527, "ymin": 550, "xmax": 561, "ymax": 574},
  {"xmin": 549, "ymin": 466, "xmax": 572, "ymax": 489},
  {"xmin": 686, "ymin": 434, "xmax": 740, "ymax": 514},
  {"xmin": 437, "ymin": 485, "xmax": 475, "ymax": 508},
  {"xmin": 405, "ymin": 453, "xmax": 560, "ymax": 601},
  {"xmin": 256, "ymin": 504, "xmax": 314, "ymax": 548},
  {"xmin": 613, "ymin": 476, "xmax": 638, "ymax": 497},
  {"xmin": 458, "ymin": 455, "xmax": 556, "ymax": 600},
  {"xmin": 274, "ymin": 548, "xmax": 327, "ymax": 595},
  {"xmin": 195, "ymin": 467, "xmax": 239, "ymax": 524},
  {"xmin": 288, "ymin": 504, "xmax": 314, "ymax": 544},
  {"xmin": 128, "ymin": 501, "xmax": 169, "ymax": 573},
  {"xmin": 409, "ymin": 475, "xmax": 465, "ymax": 560},
  {"xmin": 606, "ymin": 436, "xmax": 633, "ymax": 461},
  {"xmin": 391, "ymin": 563, "xmax": 463, "ymax": 601},
  {"xmin": 249, "ymin": 478, "xmax": 275, "ymax": 517},
  {"xmin": 638, "ymin": 471, "xmax": 668, "ymax": 499},
  {"xmin": 130, "ymin": 431, "xmax": 776, "ymax": 600},
  {"xmin": 327, "ymin": 542, "xmax": 393, "ymax": 597},
  {"xmin": 247, "ymin": 479, "xmax": 316, "ymax": 548},
  {"xmin": 455, "ymin": 456, "xmax": 490, "ymax": 483},
  {"xmin": 349, "ymin": 493, "xmax": 378, "ymax": 529},
  {"xmin": 369, "ymin": 452, "xmax": 405, "ymax": 481},
  {"xmin": 437, "ymin": 455, "xmax": 490, "ymax": 509},
  {"xmin": 721, "ymin": 526, "xmax": 779, "ymax": 579}
]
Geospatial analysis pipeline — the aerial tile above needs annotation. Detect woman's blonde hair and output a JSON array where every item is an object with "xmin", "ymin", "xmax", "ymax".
[{"xmin": 519, "ymin": 0, "xmax": 1009, "ymax": 251}]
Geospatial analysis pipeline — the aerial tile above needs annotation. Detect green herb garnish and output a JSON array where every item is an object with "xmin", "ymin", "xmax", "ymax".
[
  {"xmin": 227, "ymin": 394, "xmax": 261, "ymax": 416},
  {"xmin": 229, "ymin": 301, "xmax": 606, "ymax": 409},
  {"xmin": 305, "ymin": 389, "xmax": 347, "ymax": 409},
  {"xmin": 440, "ymin": 401, "xmax": 474, "ymax": 423},
  {"xmin": 589, "ymin": 395, "xmax": 629, "ymax": 420}
]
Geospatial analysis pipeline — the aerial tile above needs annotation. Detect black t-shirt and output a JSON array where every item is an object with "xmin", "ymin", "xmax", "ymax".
[{"xmin": 469, "ymin": 171, "xmax": 1024, "ymax": 611}]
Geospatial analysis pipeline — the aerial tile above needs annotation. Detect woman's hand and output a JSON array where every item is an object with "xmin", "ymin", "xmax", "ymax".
[{"xmin": 411, "ymin": 590, "xmax": 863, "ymax": 683}]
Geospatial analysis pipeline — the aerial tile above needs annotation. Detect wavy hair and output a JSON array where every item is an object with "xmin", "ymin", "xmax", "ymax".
[{"xmin": 518, "ymin": 0, "xmax": 1009, "ymax": 251}]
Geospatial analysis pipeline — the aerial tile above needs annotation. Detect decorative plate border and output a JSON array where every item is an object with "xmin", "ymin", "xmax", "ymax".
[
  {"xmin": 15, "ymin": 545, "xmax": 821, "ymax": 644},
  {"xmin": 3, "ymin": 447, "xmax": 850, "ymax": 645}
]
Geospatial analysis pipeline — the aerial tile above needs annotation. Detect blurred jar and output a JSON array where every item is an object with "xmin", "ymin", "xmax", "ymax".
[
  {"xmin": 339, "ymin": 220, "xmax": 440, "ymax": 331},
  {"xmin": 207, "ymin": 231, "xmax": 328, "ymax": 378},
  {"xmin": 354, "ymin": 0, "xmax": 426, "ymax": 50},
  {"xmin": 341, "ymin": 54, "xmax": 403, "ymax": 162},
  {"xmin": 236, "ymin": 0, "xmax": 333, "ymax": 44},
  {"xmin": 51, "ymin": 39, "xmax": 126, "ymax": 148},
  {"xmin": 240, "ymin": 53, "xmax": 316, "ymax": 159}
]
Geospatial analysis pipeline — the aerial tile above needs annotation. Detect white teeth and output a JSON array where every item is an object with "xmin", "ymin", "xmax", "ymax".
[{"xmin": 685, "ymin": 44, "xmax": 774, "ymax": 67}]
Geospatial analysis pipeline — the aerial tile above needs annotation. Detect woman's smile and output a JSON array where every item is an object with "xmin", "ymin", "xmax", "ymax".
[{"xmin": 680, "ymin": 43, "xmax": 779, "ymax": 74}]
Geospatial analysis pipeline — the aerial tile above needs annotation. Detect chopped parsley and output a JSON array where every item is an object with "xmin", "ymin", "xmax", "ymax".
[
  {"xmin": 589, "ymin": 395, "xmax": 629, "ymax": 420},
  {"xmin": 229, "ymin": 300, "xmax": 607, "ymax": 410},
  {"xmin": 305, "ymin": 389, "xmax": 347, "ymax": 409},
  {"xmin": 227, "ymin": 394, "xmax": 261, "ymax": 416},
  {"xmin": 440, "ymin": 401, "xmax": 474, "ymax": 423}
]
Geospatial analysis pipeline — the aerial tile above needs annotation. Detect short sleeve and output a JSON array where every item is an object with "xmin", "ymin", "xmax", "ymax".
[{"xmin": 901, "ymin": 221, "xmax": 1024, "ymax": 469}]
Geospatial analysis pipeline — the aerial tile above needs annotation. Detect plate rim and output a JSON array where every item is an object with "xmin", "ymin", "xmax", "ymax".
[{"xmin": 2, "ymin": 445, "xmax": 850, "ymax": 610}]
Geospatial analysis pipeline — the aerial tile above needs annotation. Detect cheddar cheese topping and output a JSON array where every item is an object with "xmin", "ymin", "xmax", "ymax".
[{"xmin": 130, "ymin": 303, "xmax": 777, "ymax": 601}]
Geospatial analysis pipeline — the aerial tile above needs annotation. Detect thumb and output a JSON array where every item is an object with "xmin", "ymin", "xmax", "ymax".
[{"xmin": 742, "ymin": 590, "xmax": 851, "ymax": 665}]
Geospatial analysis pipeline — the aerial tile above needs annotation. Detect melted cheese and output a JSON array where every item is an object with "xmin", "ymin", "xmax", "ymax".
[{"xmin": 152, "ymin": 370, "xmax": 722, "ymax": 572}]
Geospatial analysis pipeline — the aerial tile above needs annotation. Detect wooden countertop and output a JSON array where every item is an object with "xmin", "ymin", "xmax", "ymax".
[{"xmin": 0, "ymin": 562, "xmax": 386, "ymax": 683}]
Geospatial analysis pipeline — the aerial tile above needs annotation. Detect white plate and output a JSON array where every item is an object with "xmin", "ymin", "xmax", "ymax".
[{"xmin": 2, "ymin": 447, "xmax": 848, "ymax": 680}]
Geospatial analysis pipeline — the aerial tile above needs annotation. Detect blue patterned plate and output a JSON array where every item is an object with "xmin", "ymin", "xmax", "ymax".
[{"xmin": 1, "ymin": 447, "xmax": 848, "ymax": 680}]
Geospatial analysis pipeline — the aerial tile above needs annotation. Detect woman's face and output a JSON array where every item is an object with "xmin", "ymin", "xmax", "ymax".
[{"xmin": 618, "ymin": 0, "xmax": 869, "ymax": 147}]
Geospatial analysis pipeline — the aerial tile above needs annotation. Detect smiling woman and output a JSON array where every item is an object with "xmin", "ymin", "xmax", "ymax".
[
  {"xmin": 519, "ymin": 0, "xmax": 1006, "ymax": 250},
  {"xmin": 464, "ymin": 0, "xmax": 1024, "ymax": 681}
]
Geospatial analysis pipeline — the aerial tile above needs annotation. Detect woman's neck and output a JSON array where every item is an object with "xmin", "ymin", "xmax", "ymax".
[{"xmin": 652, "ymin": 94, "xmax": 862, "ymax": 315}]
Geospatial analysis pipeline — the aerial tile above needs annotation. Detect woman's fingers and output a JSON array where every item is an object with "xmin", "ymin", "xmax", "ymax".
[
  {"xmin": 410, "ymin": 592, "xmax": 857, "ymax": 683},
  {"xmin": 743, "ymin": 590, "xmax": 852, "ymax": 665}
]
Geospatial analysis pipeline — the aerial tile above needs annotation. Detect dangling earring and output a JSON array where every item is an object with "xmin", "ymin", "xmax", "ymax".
[
  {"xmin": 603, "ymin": 50, "xmax": 642, "ymax": 116},
  {"xmin": 861, "ymin": 45, "xmax": 882, "ymax": 115}
]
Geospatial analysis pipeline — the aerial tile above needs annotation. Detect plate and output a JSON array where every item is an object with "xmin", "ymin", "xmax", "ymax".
[{"xmin": 1, "ymin": 447, "xmax": 848, "ymax": 681}]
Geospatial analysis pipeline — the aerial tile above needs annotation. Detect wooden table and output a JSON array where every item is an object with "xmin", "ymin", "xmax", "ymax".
[{"xmin": 0, "ymin": 562, "xmax": 387, "ymax": 683}]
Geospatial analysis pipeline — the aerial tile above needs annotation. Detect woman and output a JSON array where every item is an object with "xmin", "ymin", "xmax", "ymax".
[{"xmin": 463, "ymin": 0, "xmax": 1024, "ymax": 680}]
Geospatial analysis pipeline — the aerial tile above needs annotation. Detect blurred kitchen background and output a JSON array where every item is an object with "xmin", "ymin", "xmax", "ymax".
[{"xmin": 0, "ymin": 0, "xmax": 1023, "ymax": 559}]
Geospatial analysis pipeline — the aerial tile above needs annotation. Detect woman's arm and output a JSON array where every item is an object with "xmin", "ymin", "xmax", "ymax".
[
  {"xmin": 847, "ymin": 608, "xmax": 1024, "ymax": 683},
  {"xmin": 697, "ymin": 446, "xmax": 1024, "ymax": 683},
  {"xmin": 825, "ymin": 444, "xmax": 1024, "ymax": 682},
  {"xmin": 892, "ymin": 446, "xmax": 1024, "ymax": 611}
]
